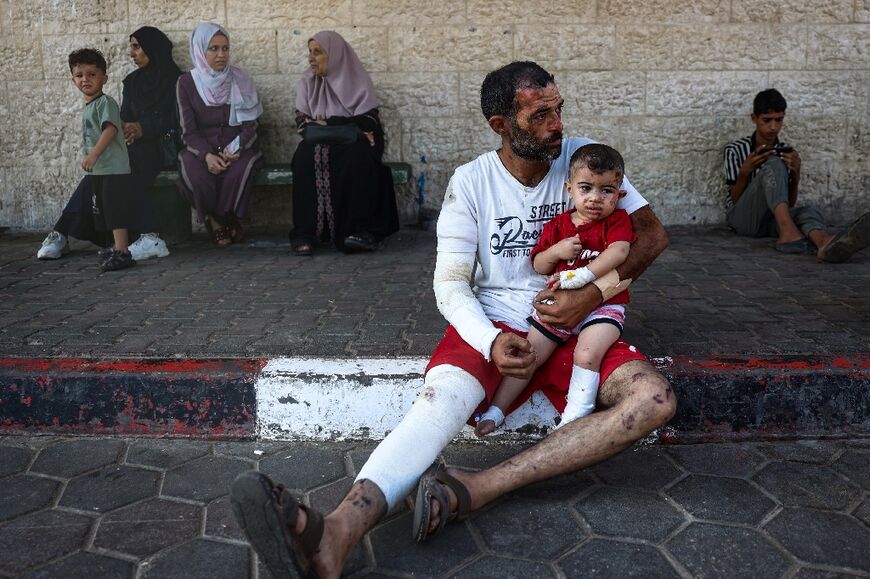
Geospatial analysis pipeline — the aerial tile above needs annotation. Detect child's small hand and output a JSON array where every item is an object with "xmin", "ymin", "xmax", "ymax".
[
  {"xmin": 547, "ymin": 273, "xmax": 562, "ymax": 289},
  {"xmin": 81, "ymin": 154, "xmax": 97, "ymax": 172},
  {"xmin": 554, "ymin": 235, "xmax": 582, "ymax": 260}
]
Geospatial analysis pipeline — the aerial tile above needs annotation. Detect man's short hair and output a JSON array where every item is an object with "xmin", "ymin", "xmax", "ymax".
[
  {"xmin": 753, "ymin": 89, "xmax": 787, "ymax": 115},
  {"xmin": 480, "ymin": 61, "xmax": 555, "ymax": 121},
  {"xmin": 569, "ymin": 143, "xmax": 625, "ymax": 180},
  {"xmin": 68, "ymin": 48, "xmax": 107, "ymax": 73}
]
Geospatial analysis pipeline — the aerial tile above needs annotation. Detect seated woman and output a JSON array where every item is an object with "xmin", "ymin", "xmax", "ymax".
[
  {"xmin": 290, "ymin": 31, "xmax": 398, "ymax": 255},
  {"xmin": 120, "ymin": 26, "xmax": 182, "ymax": 260},
  {"xmin": 36, "ymin": 25, "xmax": 181, "ymax": 261},
  {"xmin": 176, "ymin": 22, "xmax": 263, "ymax": 246}
]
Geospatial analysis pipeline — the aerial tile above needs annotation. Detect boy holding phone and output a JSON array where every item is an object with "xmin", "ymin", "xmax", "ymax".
[{"xmin": 723, "ymin": 89, "xmax": 869, "ymax": 261}]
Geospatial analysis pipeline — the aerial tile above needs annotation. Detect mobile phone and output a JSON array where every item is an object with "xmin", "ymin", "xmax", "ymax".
[{"xmin": 774, "ymin": 145, "xmax": 793, "ymax": 154}]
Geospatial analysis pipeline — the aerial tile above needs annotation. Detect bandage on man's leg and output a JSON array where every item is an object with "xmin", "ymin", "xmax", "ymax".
[{"xmin": 354, "ymin": 364, "xmax": 485, "ymax": 510}]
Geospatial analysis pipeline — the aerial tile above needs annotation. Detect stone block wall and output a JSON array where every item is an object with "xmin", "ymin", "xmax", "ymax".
[{"xmin": 1, "ymin": 0, "xmax": 867, "ymax": 230}]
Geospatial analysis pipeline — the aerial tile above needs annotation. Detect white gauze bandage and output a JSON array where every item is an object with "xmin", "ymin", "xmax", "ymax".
[
  {"xmin": 559, "ymin": 266, "xmax": 596, "ymax": 289},
  {"xmin": 433, "ymin": 251, "xmax": 501, "ymax": 360},
  {"xmin": 354, "ymin": 364, "xmax": 485, "ymax": 510}
]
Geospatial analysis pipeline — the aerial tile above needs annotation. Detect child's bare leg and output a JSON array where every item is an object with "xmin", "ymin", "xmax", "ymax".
[
  {"xmin": 560, "ymin": 323, "xmax": 621, "ymax": 426},
  {"xmin": 475, "ymin": 329, "xmax": 558, "ymax": 437},
  {"xmin": 112, "ymin": 229, "xmax": 129, "ymax": 253}
]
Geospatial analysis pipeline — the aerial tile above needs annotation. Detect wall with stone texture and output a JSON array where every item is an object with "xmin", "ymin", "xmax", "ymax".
[{"xmin": 1, "ymin": 0, "xmax": 868, "ymax": 230}]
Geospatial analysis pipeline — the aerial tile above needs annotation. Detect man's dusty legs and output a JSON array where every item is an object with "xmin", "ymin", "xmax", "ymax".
[{"xmin": 426, "ymin": 360, "xmax": 675, "ymax": 533}]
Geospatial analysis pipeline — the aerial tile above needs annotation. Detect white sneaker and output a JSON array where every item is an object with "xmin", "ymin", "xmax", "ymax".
[
  {"xmin": 37, "ymin": 231, "xmax": 69, "ymax": 260},
  {"xmin": 129, "ymin": 233, "xmax": 170, "ymax": 261}
]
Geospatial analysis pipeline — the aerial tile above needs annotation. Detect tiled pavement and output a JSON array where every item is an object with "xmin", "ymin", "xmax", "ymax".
[
  {"xmin": 0, "ymin": 435, "xmax": 868, "ymax": 578},
  {"xmin": 0, "ymin": 226, "xmax": 868, "ymax": 359}
]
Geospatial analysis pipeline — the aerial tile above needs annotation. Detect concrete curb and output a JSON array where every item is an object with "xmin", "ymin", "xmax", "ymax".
[{"xmin": 1, "ymin": 355, "xmax": 867, "ymax": 442}]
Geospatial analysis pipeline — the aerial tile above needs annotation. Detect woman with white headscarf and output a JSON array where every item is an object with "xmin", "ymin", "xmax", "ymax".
[
  {"xmin": 176, "ymin": 21, "xmax": 263, "ymax": 246},
  {"xmin": 289, "ymin": 31, "xmax": 398, "ymax": 255}
]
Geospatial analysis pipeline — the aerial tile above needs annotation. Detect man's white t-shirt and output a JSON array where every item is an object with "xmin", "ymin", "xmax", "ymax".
[{"xmin": 436, "ymin": 137, "xmax": 648, "ymax": 333}]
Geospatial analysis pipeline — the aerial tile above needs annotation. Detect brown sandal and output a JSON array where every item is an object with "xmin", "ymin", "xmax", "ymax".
[
  {"xmin": 231, "ymin": 472, "xmax": 323, "ymax": 579},
  {"xmin": 412, "ymin": 463, "xmax": 472, "ymax": 543},
  {"xmin": 211, "ymin": 226, "xmax": 232, "ymax": 247}
]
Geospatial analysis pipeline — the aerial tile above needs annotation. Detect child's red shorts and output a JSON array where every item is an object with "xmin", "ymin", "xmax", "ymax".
[{"xmin": 425, "ymin": 321, "xmax": 649, "ymax": 418}]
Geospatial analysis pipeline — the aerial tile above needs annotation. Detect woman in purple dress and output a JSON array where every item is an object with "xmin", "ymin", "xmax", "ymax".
[{"xmin": 176, "ymin": 22, "xmax": 263, "ymax": 246}]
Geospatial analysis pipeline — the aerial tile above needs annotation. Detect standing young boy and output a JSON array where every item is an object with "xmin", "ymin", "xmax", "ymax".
[
  {"xmin": 68, "ymin": 48, "xmax": 135, "ymax": 271},
  {"xmin": 475, "ymin": 143, "xmax": 635, "ymax": 436}
]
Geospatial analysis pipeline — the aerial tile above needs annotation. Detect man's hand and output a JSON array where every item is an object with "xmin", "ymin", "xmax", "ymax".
[
  {"xmin": 779, "ymin": 148, "xmax": 801, "ymax": 177},
  {"xmin": 533, "ymin": 284, "xmax": 601, "ymax": 330},
  {"xmin": 490, "ymin": 332, "xmax": 536, "ymax": 379},
  {"xmin": 552, "ymin": 234, "xmax": 582, "ymax": 261},
  {"xmin": 739, "ymin": 144, "xmax": 776, "ymax": 177}
]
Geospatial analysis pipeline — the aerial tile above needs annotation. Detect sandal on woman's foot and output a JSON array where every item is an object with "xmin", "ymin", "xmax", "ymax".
[
  {"xmin": 228, "ymin": 221, "xmax": 245, "ymax": 243},
  {"xmin": 211, "ymin": 226, "xmax": 232, "ymax": 247},
  {"xmin": 412, "ymin": 463, "xmax": 472, "ymax": 543},
  {"xmin": 293, "ymin": 243, "xmax": 313, "ymax": 256},
  {"xmin": 231, "ymin": 471, "xmax": 323, "ymax": 579},
  {"xmin": 343, "ymin": 234, "xmax": 376, "ymax": 253}
]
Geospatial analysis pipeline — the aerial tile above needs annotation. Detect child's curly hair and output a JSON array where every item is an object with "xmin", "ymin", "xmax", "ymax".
[{"xmin": 68, "ymin": 48, "xmax": 107, "ymax": 73}]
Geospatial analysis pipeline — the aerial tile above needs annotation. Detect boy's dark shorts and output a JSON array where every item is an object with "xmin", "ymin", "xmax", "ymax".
[{"xmin": 92, "ymin": 173, "xmax": 134, "ymax": 231}]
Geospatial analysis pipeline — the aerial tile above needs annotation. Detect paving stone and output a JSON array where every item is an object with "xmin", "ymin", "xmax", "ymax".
[
  {"xmin": 509, "ymin": 469, "xmax": 597, "ymax": 501},
  {"xmin": 18, "ymin": 551, "xmax": 135, "ymax": 579},
  {"xmin": 753, "ymin": 462, "xmax": 861, "ymax": 510},
  {"xmin": 142, "ymin": 538, "xmax": 249, "ymax": 579},
  {"xmin": 0, "ymin": 474, "xmax": 59, "ymax": 521},
  {"xmin": 30, "ymin": 439, "xmax": 125, "ymax": 478},
  {"xmin": 757, "ymin": 440, "xmax": 843, "ymax": 464},
  {"xmin": 162, "ymin": 455, "xmax": 253, "ymax": 503},
  {"xmin": 791, "ymin": 568, "xmax": 867, "ymax": 578},
  {"xmin": 94, "ymin": 498, "xmax": 201, "ymax": 557},
  {"xmin": 258, "ymin": 444, "xmax": 347, "ymax": 491},
  {"xmin": 347, "ymin": 445, "xmax": 377, "ymax": 476},
  {"xmin": 591, "ymin": 447, "xmax": 682, "ymax": 490},
  {"xmin": 666, "ymin": 475, "xmax": 776, "ymax": 524},
  {"xmin": 0, "ymin": 509, "xmax": 93, "ymax": 574},
  {"xmin": 370, "ymin": 511, "xmax": 478, "ymax": 576},
  {"xmin": 575, "ymin": 487, "xmax": 685, "ymax": 541},
  {"xmin": 443, "ymin": 443, "xmax": 534, "ymax": 472},
  {"xmin": 126, "ymin": 439, "xmax": 211, "ymax": 469},
  {"xmin": 205, "ymin": 495, "xmax": 245, "ymax": 541},
  {"xmin": 471, "ymin": 498, "xmax": 586, "ymax": 559},
  {"xmin": 559, "ymin": 538, "xmax": 679, "ymax": 578},
  {"xmin": 60, "ymin": 465, "xmax": 159, "ymax": 512},
  {"xmin": 667, "ymin": 444, "xmax": 766, "ymax": 477},
  {"xmin": 765, "ymin": 508, "xmax": 870, "ymax": 571},
  {"xmin": 832, "ymin": 449, "xmax": 869, "ymax": 490},
  {"xmin": 308, "ymin": 476, "xmax": 355, "ymax": 514},
  {"xmin": 212, "ymin": 440, "xmax": 293, "ymax": 460},
  {"xmin": 667, "ymin": 522, "xmax": 790, "ymax": 579},
  {"xmin": 453, "ymin": 556, "xmax": 558, "ymax": 578},
  {"xmin": 0, "ymin": 444, "xmax": 32, "ymax": 477},
  {"xmin": 853, "ymin": 499, "xmax": 870, "ymax": 527}
]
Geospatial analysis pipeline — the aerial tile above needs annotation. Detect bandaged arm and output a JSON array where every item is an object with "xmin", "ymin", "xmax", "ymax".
[
  {"xmin": 433, "ymin": 251, "xmax": 501, "ymax": 361},
  {"xmin": 559, "ymin": 240, "xmax": 631, "ymax": 289}
]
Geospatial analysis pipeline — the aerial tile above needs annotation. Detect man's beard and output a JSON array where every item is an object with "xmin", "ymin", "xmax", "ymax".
[{"xmin": 508, "ymin": 117, "xmax": 562, "ymax": 161}]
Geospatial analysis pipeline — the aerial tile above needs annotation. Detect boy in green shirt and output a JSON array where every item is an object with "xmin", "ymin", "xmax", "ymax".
[{"xmin": 69, "ymin": 48, "xmax": 135, "ymax": 271}]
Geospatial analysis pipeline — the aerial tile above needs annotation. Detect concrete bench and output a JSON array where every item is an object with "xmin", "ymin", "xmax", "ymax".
[{"xmin": 151, "ymin": 162, "xmax": 413, "ymax": 241}]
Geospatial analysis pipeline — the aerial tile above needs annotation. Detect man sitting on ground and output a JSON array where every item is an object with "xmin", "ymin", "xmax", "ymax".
[
  {"xmin": 230, "ymin": 61, "xmax": 676, "ymax": 579},
  {"xmin": 724, "ymin": 88, "xmax": 869, "ymax": 262}
]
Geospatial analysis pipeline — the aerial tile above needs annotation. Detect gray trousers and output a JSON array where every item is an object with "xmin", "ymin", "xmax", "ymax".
[{"xmin": 726, "ymin": 157, "xmax": 825, "ymax": 238}]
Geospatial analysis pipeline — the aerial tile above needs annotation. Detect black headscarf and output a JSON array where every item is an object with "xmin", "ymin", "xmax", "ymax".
[{"xmin": 123, "ymin": 26, "xmax": 182, "ymax": 114}]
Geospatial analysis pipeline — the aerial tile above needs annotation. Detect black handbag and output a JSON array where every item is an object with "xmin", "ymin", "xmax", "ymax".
[
  {"xmin": 302, "ymin": 124, "xmax": 362, "ymax": 145},
  {"xmin": 159, "ymin": 129, "xmax": 180, "ymax": 169}
]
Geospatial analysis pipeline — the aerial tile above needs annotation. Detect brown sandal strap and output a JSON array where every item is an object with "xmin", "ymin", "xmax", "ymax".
[
  {"xmin": 297, "ymin": 504, "xmax": 325, "ymax": 554},
  {"xmin": 274, "ymin": 486, "xmax": 324, "ymax": 557},
  {"xmin": 435, "ymin": 470, "xmax": 472, "ymax": 521}
]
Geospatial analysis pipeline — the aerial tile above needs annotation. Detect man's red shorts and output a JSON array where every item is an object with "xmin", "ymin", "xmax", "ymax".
[{"xmin": 425, "ymin": 321, "xmax": 649, "ymax": 418}]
